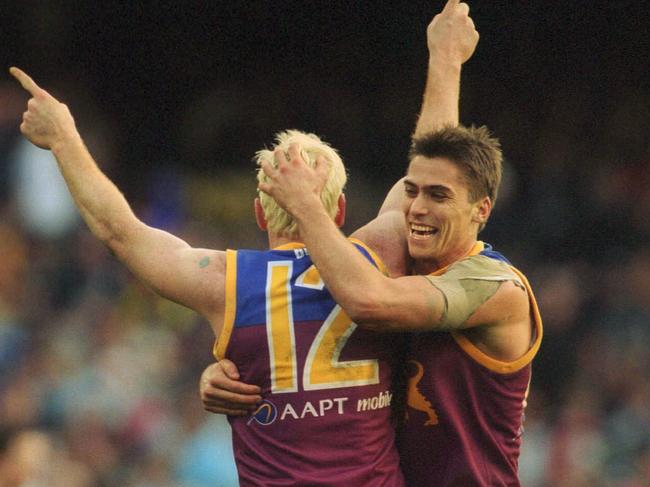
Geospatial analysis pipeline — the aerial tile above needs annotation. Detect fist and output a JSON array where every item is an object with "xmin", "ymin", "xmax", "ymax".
[{"xmin": 427, "ymin": 0, "xmax": 479, "ymax": 65}]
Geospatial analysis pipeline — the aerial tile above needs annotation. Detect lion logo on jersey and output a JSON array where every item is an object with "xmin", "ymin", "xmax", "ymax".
[{"xmin": 406, "ymin": 360, "xmax": 438, "ymax": 426}]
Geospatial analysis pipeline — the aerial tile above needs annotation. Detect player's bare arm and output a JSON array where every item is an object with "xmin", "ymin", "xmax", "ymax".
[
  {"xmin": 11, "ymin": 67, "xmax": 226, "ymax": 327},
  {"xmin": 414, "ymin": 0, "xmax": 478, "ymax": 137},
  {"xmin": 353, "ymin": 0, "xmax": 478, "ymax": 272},
  {"xmin": 198, "ymin": 0, "xmax": 480, "ymax": 407},
  {"xmin": 373, "ymin": 0, "xmax": 478, "ymax": 209},
  {"xmin": 260, "ymin": 147, "xmax": 531, "ymax": 345}
]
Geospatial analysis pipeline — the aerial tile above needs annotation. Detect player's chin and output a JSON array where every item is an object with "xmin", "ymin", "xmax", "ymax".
[{"xmin": 407, "ymin": 241, "xmax": 431, "ymax": 260}]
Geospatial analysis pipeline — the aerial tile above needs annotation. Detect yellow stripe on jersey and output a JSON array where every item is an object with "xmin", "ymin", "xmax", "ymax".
[
  {"xmin": 299, "ymin": 265, "xmax": 323, "ymax": 287},
  {"xmin": 267, "ymin": 262, "xmax": 298, "ymax": 393},
  {"xmin": 213, "ymin": 249, "xmax": 238, "ymax": 360},
  {"xmin": 304, "ymin": 306, "xmax": 379, "ymax": 390},
  {"xmin": 349, "ymin": 237, "xmax": 389, "ymax": 276},
  {"xmin": 272, "ymin": 242, "xmax": 305, "ymax": 250}
]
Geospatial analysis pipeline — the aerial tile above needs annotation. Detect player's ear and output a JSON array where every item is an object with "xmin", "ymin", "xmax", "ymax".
[
  {"xmin": 334, "ymin": 193, "xmax": 346, "ymax": 228},
  {"xmin": 254, "ymin": 198, "xmax": 268, "ymax": 231},
  {"xmin": 472, "ymin": 196, "xmax": 492, "ymax": 226}
]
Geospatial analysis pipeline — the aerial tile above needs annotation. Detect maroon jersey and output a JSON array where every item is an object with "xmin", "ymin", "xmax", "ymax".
[
  {"xmin": 214, "ymin": 241, "xmax": 404, "ymax": 486},
  {"xmin": 399, "ymin": 242, "xmax": 543, "ymax": 487}
]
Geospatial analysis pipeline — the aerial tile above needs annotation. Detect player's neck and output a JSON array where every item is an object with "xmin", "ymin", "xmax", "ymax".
[
  {"xmin": 267, "ymin": 232, "xmax": 304, "ymax": 250},
  {"xmin": 413, "ymin": 239, "xmax": 480, "ymax": 275}
]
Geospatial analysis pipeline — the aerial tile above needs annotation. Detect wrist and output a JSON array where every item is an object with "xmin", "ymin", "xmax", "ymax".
[
  {"xmin": 291, "ymin": 194, "xmax": 328, "ymax": 223},
  {"xmin": 51, "ymin": 129, "xmax": 83, "ymax": 157},
  {"xmin": 428, "ymin": 53, "xmax": 463, "ymax": 73}
]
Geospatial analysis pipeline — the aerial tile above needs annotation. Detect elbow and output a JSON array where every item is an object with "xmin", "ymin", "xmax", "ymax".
[
  {"xmin": 96, "ymin": 222, "xmax": 123, "ymax": 249},
  {"xmin": 95, "ymin": 219, "xmax": 136, "ymax": 257},
  {"xmin": 345, "ymin": 295, "xmax": 391, "ymax": 329}
]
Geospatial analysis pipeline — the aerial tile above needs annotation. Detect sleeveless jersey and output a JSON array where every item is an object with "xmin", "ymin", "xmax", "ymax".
[
  {"xmin": 214, "ymin": 240, "xmax": 404, "ymax": 487},
  {"xmin": 398, "ymin": 241, "xmax": 543, "ymax": 487}
]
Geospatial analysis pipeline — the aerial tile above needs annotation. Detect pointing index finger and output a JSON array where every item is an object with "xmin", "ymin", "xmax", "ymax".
[{"xmin": 9, "ymin": 67, "xmax": 42, "ymax": 96}]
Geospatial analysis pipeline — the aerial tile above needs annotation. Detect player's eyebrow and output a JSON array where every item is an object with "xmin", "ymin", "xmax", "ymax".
[
  {"xmin": 423, "ymin": 184, "xmax": 453, "ymax": 194},
  {"xmin": 404, "ymin": 179, "xmax": 454, "ymax": 195}
]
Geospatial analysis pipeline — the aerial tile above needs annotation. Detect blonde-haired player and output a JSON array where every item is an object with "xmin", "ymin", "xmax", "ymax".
[
  {"xmin": 10, "ymin": 66, "xmax": 404, "ymax": 484},
  {"xmin": 255, "ymin": 129, "xmax": 346, "ymax": 237},
  {"xmin": 13, "ymin": 0, "xmax": 479, "ymax": 483}
]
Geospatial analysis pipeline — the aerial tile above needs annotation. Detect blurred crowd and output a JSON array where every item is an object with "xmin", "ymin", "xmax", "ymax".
[
  {"xmin": 0, "ymin": 80, "xmax": 241, "ymax": 486},
  {"xmin": 1, "ymin": 59, "xmax": 649, "ymax": 487}
]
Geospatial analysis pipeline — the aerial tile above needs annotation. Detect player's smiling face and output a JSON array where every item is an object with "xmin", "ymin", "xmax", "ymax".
[{"xmin": 403, "ymin": 156, "xmax": 487, "ymax": 273}]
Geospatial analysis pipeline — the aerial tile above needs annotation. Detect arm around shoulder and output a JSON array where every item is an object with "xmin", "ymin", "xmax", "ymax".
[
  {"xmin": 346, "ymin": 275, "xmax": 448, "ymax": 333},
  {"xmin": 353, "ymin": 255, "xmax": 532, "ymax": 335}
]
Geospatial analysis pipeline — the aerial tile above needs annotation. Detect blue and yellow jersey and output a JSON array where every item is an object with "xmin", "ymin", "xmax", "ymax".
[{"xmin": 215, "ymin": 240, "xmax": 404, "ymax": 487}]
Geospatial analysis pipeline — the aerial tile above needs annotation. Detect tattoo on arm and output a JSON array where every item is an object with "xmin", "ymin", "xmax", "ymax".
[{"xmin": 199, "ymin": 256, "xmax": 210, "ymax": 268}]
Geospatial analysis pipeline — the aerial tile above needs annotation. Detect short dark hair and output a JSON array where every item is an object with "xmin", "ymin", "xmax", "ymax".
[{"xmin": 409, "ymin": 125, "xmax": 502, "ymax": 205}]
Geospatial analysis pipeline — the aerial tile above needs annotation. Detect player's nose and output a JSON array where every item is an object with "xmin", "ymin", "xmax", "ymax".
[{"xmin": 408, "ymin": 194, "xmax": 429, "ymax": 216}]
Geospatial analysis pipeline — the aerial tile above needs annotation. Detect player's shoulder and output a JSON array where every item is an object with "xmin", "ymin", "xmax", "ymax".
[
  {"xmin": 350, "ymin": 210, "xmax": 409, "ymax": 277},
  {"xmin": 445, "ymin": 252, "xmax": 521, "ymax": 286},
  {"xmin": 447, "ymin": 245, "xmax": 529, "ymax": 318}
]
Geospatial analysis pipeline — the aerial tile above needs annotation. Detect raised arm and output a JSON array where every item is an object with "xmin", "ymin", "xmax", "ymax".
[
  {"xmin": 11, "ymin": 67, "xmax": 225, "ymax": 327},
  {"xmin": 352, "ymin": 0, "xmax": 478, "ymax": 274},
  {"xmin": 413, "ymin": 0, "xmax": 478, "ymax": 136},
  {"xmin": 378, "ymin": 0, "xmax": 478, "ymax": 213}
]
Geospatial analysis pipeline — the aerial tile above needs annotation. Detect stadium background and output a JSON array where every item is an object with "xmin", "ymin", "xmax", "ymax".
[{"xmin": 0, "ymin": 1, "xmax": 648, "ymax": 485}]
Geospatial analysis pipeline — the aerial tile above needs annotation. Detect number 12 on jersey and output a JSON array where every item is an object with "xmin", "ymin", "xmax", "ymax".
[{"xmin": 265, "ymin": 261, "xmax": 379, "ymax": 394}]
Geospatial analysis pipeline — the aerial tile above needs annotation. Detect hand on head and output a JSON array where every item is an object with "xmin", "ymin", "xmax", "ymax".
[
  {"xmin": 258, "ymin": 142, "xmax": 330, "ymax": 217},
  {"xmin": 427, "ymin": 0, "xmax": 479, "ymax": 65},
  {"xmin": 9, "ymin": 66, "xmax": 77, "ymax": 150}
]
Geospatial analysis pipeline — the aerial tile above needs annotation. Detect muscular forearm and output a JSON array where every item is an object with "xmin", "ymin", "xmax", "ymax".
[
  {"xmin": 294, "ymin": 198, "xmax": 390, "ymax": 322},
  {"xmin": 51, "ymin": 132, "xmax": 139, "ymax": 249},
  {"xmin": 413, "ymin": 57, "xmax": 461, "ymax": 137},
  {"xmin": 50, "ymin": 131, "xmax": 226, "ymax": 318},
  {"xmin": 414, "ymin": 0, "xmax": 479, "ymax": 137},
  {"xmin": 10, "ymin": 67, "xmax": 226, "ymax": 319}
]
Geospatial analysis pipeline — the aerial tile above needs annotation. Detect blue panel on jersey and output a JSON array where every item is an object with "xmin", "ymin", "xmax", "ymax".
[
  {"xmin": 480, "ymin": 243, "xmax": 512, "ymax": 265},
  {"xmin": 233, "ymin": 244, "xmax": 378, "ymax": 328}
]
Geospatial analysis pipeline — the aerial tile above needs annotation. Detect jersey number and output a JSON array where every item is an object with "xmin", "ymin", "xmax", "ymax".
[{"xmin": 266, "ymin": 262, "xmax": 379, "ymax": 393}]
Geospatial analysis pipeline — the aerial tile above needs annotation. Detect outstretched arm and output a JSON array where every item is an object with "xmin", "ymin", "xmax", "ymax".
[{"xmin": 11, "ymin": 67, "xmax": 225, "ymax": 326}]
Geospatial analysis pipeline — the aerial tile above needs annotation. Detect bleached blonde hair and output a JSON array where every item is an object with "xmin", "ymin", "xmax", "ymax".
[{"xmin": 255, "ymin": 130, "xmax": 347, "ymax": 237}]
